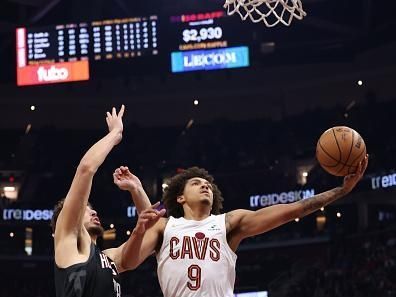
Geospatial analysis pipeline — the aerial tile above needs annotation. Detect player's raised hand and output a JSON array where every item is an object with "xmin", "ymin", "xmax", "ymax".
[
  {"xmin": 134, "ymin": 202, "xmax": 166, "ymax": 235},
  {"xmin": 106, "ymin": 105, "xmax": 125, "ymax": 145},
  {"xmin": 113, "ymin": 166, "xmax": 142, "ymax": 192},
  {"xmin": 342, "ymin": 154, "xmax": 369, "ymax": 193}
]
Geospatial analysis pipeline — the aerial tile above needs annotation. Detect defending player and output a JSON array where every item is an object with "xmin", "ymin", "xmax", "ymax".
[{"xmin": 51, "ymin": 105, "xmax": 162, "ymax": 297}]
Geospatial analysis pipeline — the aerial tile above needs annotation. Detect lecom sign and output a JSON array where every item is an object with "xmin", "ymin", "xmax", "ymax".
[{"xmin": 17, "ymin": 60, "xmax": 90, "ymax": 86}]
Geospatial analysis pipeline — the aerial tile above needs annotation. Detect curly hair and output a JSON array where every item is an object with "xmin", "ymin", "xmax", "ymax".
[{"xmin": 162, "ymin": 167, "xmax": 224, "ymax": 218}]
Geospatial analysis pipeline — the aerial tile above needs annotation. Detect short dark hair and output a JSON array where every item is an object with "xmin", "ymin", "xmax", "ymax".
[
  {"xmin": 162, "ymin": 167, "xmax": 224, "ymax": 218},
  {"xmin": 50, "ymin": 199, "xmax": 92, "ymax": 233},
  {"xmin": 50, "ymin": 198, "xmax": 65, "ymax": 233}
]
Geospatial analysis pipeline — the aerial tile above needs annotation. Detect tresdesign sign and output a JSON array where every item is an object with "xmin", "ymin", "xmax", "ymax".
[
  {"xmin": 3, "ymin": 208, "xmax": 53, "ymax": 221},
  {"xmin": 127, "ymin": 206, "xmax": 137, "ymax": 218},
  {"xmin": 249, "ymin": 189, "xmax": 315, "ymax": 208},
  {"xmin": 3, "ymin": 206, "xmax": 137, "ymax": 221},
  {"xmin": 371, "ymin": 173, "xmax": 396, "ymax": 190}
]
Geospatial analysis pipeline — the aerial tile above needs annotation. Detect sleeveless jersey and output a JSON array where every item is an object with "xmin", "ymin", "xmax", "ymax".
[
  {"xmin": 54, "ymin": 243, "xmax": 121, "ymax": 297},
  {"xmin": 157, "ymin": 214, "xmax": 237, "ymax": 297}
]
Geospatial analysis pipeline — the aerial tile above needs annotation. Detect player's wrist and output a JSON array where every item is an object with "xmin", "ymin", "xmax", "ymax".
[
  {"xmin": 340, "ymin": 185, "xmax": 352, "ymax": 195},
  {"xmin": 108, "ymin": 129, "xmax": 123, "ymax": 144},
  {"xmin": 132, "ymin": 227, "xmax": 145, "ymax": 236},
  {"xmin": 128, "ymin": 184, "xmax": 144, "ymax": 195},
  {"xmin": 109, "ymin": 127, "xmax": 122, "ymax": 135},
  {"xmin": 336, "ymin": 186, "xmax": 350, "ymax": 196}
]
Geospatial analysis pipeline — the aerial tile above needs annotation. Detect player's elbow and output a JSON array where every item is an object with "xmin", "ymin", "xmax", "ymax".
[
  {"xmin": 121, "ymin": 248, "xmax": 141, "ymax": 271},
  {"xmin": 77, "ymin": 160, "xmax": 98, "ymax": 175}
]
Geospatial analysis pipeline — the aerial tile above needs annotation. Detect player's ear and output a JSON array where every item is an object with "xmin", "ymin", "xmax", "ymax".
[{"xmin": 177, "ymin": 195, "xmax": 185, "ymax": 204}]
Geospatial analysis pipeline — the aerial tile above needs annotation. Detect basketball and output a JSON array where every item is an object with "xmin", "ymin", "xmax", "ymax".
[{"xmin": 316, "ymin": 126, "xmax": 366, "ymax": 176}]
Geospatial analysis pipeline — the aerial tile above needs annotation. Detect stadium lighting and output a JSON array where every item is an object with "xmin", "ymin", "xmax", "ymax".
[{"xmin": 4, "ymin": 186, "xmax": 16, "ymax": 191}]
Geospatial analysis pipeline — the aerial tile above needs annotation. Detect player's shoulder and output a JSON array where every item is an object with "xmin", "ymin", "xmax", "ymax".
[
  {"xmin": 156, "ymin": 217, "xmax": 169, "ymax": 231},
  {"xmin": 225, "ymin": 209, "xmax": 251, "ymax": 220},
  {"xmin": 225, "ymin": 209, "xmax": 252, "ymax": 231}
]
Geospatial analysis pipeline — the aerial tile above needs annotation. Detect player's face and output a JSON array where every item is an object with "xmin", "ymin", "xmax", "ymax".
[
  {"xmin": 181, "ymin": 177, "xmax": 214, "ymax": 208},
  {"xmin": 83, "ymin": 206, "xmax": 104, "ymax": 237}
]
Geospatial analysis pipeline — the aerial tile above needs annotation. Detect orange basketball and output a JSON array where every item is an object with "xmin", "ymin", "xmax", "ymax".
[{"xmin": 316, "ymin": 126, "xmax": 366, "ymax": 176}]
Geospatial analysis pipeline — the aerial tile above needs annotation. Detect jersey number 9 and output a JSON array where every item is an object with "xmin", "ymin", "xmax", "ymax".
[{"xmin": 187, "ymin": 264, "xmax": 201, "ymax": 290}]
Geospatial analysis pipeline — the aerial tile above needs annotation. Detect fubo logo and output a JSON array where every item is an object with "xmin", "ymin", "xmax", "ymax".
[
  {"xmin": 17, "ymin": 60, "xmax": 89, "ymax": 86},
  {"xmin": 37, "ymin": 65, "xmax": 69, "ymax": 82}
]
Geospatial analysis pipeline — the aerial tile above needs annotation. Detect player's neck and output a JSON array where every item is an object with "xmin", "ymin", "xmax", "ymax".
[
  {"xmin": 183, "ymin": 205, "xmax": 211, "ymax": 221},
  {"xmin": 90, "ymin": 235, "xmax": 98, "ymax": 245}
]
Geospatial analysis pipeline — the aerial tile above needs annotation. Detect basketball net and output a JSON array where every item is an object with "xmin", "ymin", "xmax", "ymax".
[{"xmin": 223, "ymin": 0, "xmax": 307, "ymax": 27}]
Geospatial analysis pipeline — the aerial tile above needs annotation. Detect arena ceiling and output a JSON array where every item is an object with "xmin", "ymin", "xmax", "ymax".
[{"xmin": 0, "ymin": 0, "xmax": 395, "ymax": 129}]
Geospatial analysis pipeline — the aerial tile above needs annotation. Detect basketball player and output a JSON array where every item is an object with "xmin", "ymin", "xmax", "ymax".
[
  {"xmin": 51, "ymin": 105, "xmax": 161, "ymax": 297},
  {"xmin": 121, "ymin": 156, "xmax": 368, "ymax": 297}
]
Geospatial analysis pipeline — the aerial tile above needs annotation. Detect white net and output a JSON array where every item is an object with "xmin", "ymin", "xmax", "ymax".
[{"xmin": 223, "ymin": 0, "xmax": 307, "ymax": 27}]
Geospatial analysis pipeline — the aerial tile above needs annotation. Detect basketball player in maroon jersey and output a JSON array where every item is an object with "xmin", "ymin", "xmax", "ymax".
[
  {"xmin": 51, "ymin": 105, "xmax": 163, "ymax": 297},
  {"xmin": 121, "ymin": 154, "xmax": 368, "ymax": 297}
]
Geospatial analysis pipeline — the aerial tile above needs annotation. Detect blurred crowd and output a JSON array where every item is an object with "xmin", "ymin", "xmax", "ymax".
[{"xmin": 288, "ymin": 229, "xmax": 396, "ymax": 297}]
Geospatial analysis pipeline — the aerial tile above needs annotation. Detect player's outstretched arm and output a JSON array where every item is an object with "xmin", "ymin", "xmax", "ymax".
[
  {"xmin": 55, "ymin": 105, "xmax": 125, "ymax": 241},
  {"xmin": 226, "ymin": 155, "xmax": 368, "ymax": 251},
  {"xmin": 115, "ymin": 203, "xmax": 166, "ymax": 272},
  {"xmin": 113, "ymin": 166, "xmax": 152, "ymax": 214}
]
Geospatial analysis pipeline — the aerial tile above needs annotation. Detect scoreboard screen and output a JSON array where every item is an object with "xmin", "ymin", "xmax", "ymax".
[
  {"xmin": 169, "ymin": 11, "xmax": 249, "ymax": 73},
  {"xmin": 16, "ymin": 16, "xmax": 158, "ymax": 86},
  {"xmin": 25, "ymin": 23, "xmax": 90, "ymax": 62},
  {"xmin": 91, "ymin": 17, "xmax": 158, "ymax": 61},
  {"xmin": 15, "ymin": 11, "xmax": 253, "ymax": 86}
]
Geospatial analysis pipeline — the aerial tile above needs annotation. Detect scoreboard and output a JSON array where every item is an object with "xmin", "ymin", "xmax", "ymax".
[
  {"xmin": 25, "ymin": 23, "xmax": 90, "ymax": 62},
  {"xmin": 91, "ymin": 17, "xmax": 158, "ymax": 61},
  {"xmin": 16, "ymin": 16, "xmax": 158, "ymax": 86},
  {"xmin": 15, "ymin": 11, "xmax": 252, "ymax": 86}
]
